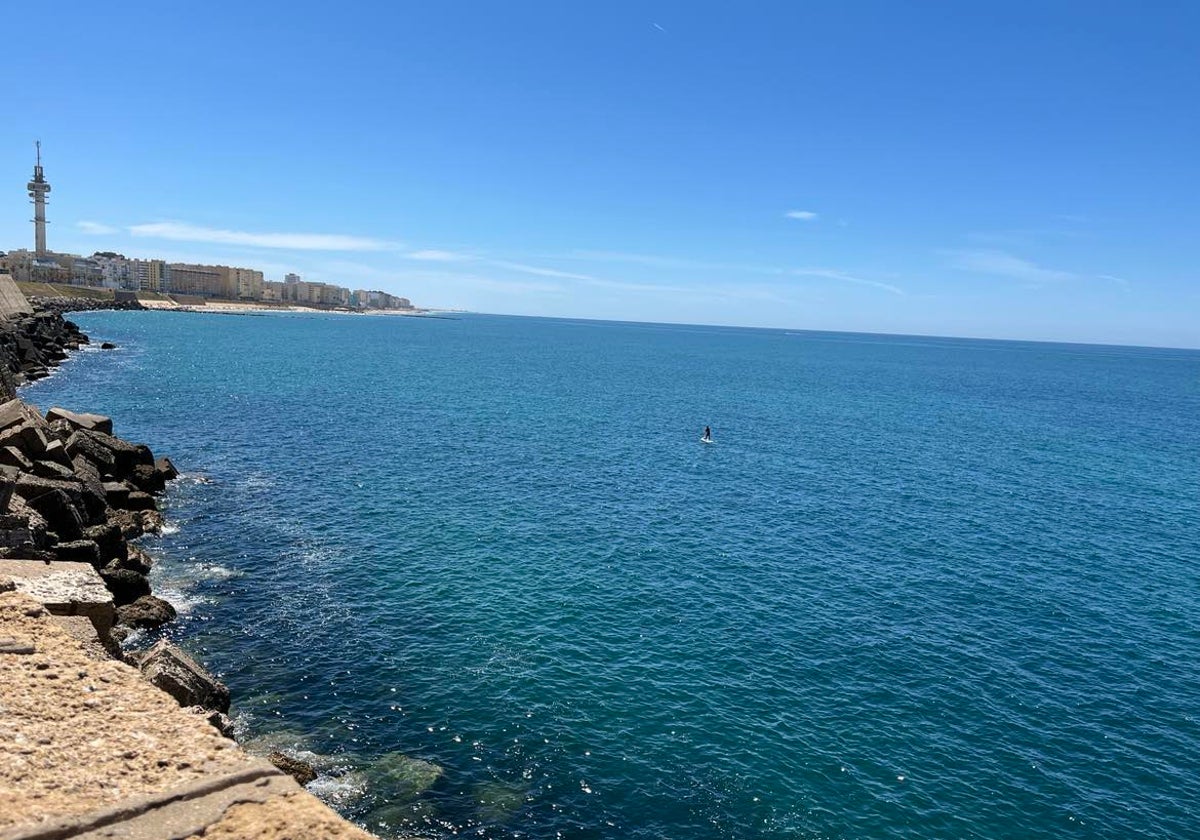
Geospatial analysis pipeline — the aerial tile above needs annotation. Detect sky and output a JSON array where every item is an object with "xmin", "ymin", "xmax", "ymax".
[{"xmin": 2, "ymin": 1, "xmax": 1198, "ymax": 347}]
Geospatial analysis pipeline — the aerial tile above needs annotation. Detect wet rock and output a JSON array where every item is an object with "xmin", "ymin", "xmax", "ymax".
[
  {"xmin": 155, "ymin": 456, "xmax": 179, "ymax": 481},
  {"xmin": 139, "ymin": 639, "xmax": 230, "ymax": 713},
  {"xmin": 115, "ymin": 594, "xmax": 176, "ymax": 628},
  {"xmin": 368, "ymin": 752, "xmax": 445, "ymax": 801},
  {"xmin": 98, "ymin": 566, "xmax": 150, "ymax": 605},
  {"xmin": 123, "ymin": 490, "xmax": 157, "ymax": 512},
  {"xmin": 131, "ymin": 463, "xmax": 165, "ymax": 494},
  {"xmin": 100, "ymin": 342, "xmax": 117, "ymax": 350},
  {"xmin": 269, "ymin": 751, "xmax": 318, "ymax": 786}
]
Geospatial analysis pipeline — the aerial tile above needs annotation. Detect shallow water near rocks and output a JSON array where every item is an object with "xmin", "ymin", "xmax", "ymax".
[{"xmin": 23, "ymin": 310, "xmax": 1200, "ymax": 839}]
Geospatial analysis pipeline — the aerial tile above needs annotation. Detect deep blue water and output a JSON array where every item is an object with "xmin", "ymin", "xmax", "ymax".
[{"xmin": 22, "ymin": 311, "xmax": 1200, "ymax": 839}]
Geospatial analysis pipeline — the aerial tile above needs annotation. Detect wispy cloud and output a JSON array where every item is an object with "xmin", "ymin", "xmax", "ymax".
[
  {"xmin": 129, "ymin": 221, "xmax": 396, "ymax": 251},
  {"xmin": 488, "ymin": 260, "xmax": 597, "ymax": 281},
  {"xmin": 944, "ymin": 249, "xmax": 1078, "ymax": 284},
  {"xmin": 785, "ymin": 210, "xmax": 819, "ymax": 221},
  {"xmin": 558, "ymin": 250, "xmax": 786, "ymax": 276},
  {"xmin": 791, "ymin": 268, "xmax": 904, "ymax": 296},
  {"xmin": 405, "ymin": 249, "xmax": 469, "ymax": 262},
  {"xmin": 77, "ymin": 220, "xmax": 119, "ymax": 235}
]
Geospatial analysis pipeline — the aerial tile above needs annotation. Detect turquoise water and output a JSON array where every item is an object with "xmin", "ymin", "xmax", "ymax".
[{"xmin": 23, "ymin": 311, "xmax": 1200, "ymax": 839}]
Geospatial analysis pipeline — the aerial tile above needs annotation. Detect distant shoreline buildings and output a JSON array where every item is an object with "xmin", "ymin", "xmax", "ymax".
[{"xmin": 0, "ymin": 145, "xmax": 413, "ymax": 311}]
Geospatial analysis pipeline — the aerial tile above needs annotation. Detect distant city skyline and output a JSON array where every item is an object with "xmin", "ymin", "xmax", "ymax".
[{"xmin": 2, "ymin": 2, "xmax": 1197, "ymax": 348}]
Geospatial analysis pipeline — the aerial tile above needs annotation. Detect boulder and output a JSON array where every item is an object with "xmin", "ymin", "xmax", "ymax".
[
  {"xmin": 0, "ymin": 446, "xmax": 33, "ymax": 472},
  {"xmin": 139, "ymin": 639, "xmax": 230, "ymax": 713},
  {"xmin": 103, "ymin": 481, "xmax": 131, "ymax": 508},
  {"xmin": 100, "ymin": 342, "xmax": 117, "ymax": 350},
  {"xmin": 14, "ymin": 480, "xmax": 84, "ymax": 541},
  {"xmin": 196, "ymin": 708, "xmax": 235, "ymax": 739},
  {"xmin": 155, "ymin": 457, "xmax": 179, "ymax": 481},
  {"xmin": 53, "ymin": 539, "xmax": 101, "ymax": 566},
  {"xmin": 41, "ymin": 438, "xmax": 75, "ymax": 468},
  {"xmin": 45, "ymin": 407, "xmax": 114, "ymax": 435},
  {"xmin": 115, "ymin": 594, "xmax": 176, "ymax": 629},
  {"xmin": 0, "ymin": 399, "xmax": 28, "ymax": 433},
  {"xmin": 83, "ymin": 521, "xmax": 126, "ymax": 564},
  {"xmin": 109, "ymin": 544, "xmax": 152, "ymax": 575},
  {"xmin": 123, "ymin": 490, "xmax": 157, "ymax": 512},
  {"xmin": 131, "ymin": 463, "xmax": 166, "ymax": 494},
  {"xmin": 65, "ymin": 431, "xmax": 116, "ymax": 474},
  {"xmin": 268, "ymin": 751, "xmax": 317, "ymax": 786},
  {"xmin": 31, "ymin": 459, "xmax": 76, "ymax": 482},
  {"xmin": 98, "ymin": 566, "xmax": 150, "ymax": 605},
  {"xmin": 70, "ymin": 456, "xmax": 108, "ymax": 523},
  {"xmin": 107, "ymin": 508, "xmax": 163, "ymax": 539}
]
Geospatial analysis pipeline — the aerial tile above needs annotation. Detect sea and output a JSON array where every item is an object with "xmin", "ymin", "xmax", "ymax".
[{"xmin": 21, "ymin": 311, "xmax": 1200, "ymax": 840}]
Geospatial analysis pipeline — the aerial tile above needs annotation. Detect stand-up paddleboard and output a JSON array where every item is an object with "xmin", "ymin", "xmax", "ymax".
[{"xmin": 700, "ymin": 437, "xmax": 714, "ymax": 445}]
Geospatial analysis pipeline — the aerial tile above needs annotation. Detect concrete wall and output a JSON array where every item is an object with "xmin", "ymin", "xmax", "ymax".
[{"xmin": 0, "ymin": 274, "xmax": 34, "ymax": 318}]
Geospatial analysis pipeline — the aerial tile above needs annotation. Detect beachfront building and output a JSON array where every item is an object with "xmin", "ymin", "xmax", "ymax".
[
  {"xmin": 225, "ymin": 266, "xmax": 264, "ymax": 300},
  {"xmin": 260, "ymin": 280, "xmax": 283, "ymax": 302},
  {"xmin": 166, "ymin": 263, "xmax": 223, "ymax": 297},
  {"xmin": 131, "ymin": 259, "xmax": 167, "ymax": 292}
]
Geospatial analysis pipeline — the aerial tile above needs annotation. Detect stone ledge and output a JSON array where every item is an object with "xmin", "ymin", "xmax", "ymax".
[{"xmin": 0, "ymin": 591, "xmax": 375, "ymax": 840}]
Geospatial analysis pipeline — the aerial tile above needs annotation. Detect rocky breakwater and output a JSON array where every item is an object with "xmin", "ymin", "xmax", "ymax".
[
  {"xmin": 0, "ymin": 399, "xmax": 240, "ymax": 729},
  {"xmin": 0, "ymin": 308, "xmax": 90, "ymax": 387},
  {"xmin": 27, "ymin": 294, "xmax": 145, "ymax": 317}
]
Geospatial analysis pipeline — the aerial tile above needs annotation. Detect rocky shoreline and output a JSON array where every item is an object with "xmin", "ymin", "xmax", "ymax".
[{"xmin": 0, "ymin": 306, "xmax": 244, "ymax": 741}]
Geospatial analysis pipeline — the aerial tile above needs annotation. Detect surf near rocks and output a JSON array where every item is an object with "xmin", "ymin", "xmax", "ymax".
[{"xmin": 0, "ymin": 304, "xmax": 233, "ymax": 732}]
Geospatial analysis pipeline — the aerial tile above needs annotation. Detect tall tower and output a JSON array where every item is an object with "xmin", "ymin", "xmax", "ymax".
[{"xmin": 27, "ymin": 141, "xmax": 51, "ymax": 255}]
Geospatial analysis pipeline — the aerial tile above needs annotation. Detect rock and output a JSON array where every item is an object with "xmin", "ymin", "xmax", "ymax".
[
  {"xmin": 42, "ymin": 438, "xmax": 76, "ymax": 468},
  {"xmin": 131, "ymin": 463, "xmax": 166, "ymax": 494},
  {"xmin": 155, "ymin": 456, "xmax": 179, "ymax": 481},
  {"xmin": 0, "ymin": 445, "xmax": 33, "ymax": 472},
  {"xmin": 133, "ymin": 444, "xmax": 155, "ymax": 467},
  {"xmin": 115, "ymin": 544, "xmax": 153, "ymax": 574},
  {"xmin": 0, "ymin": 399, "xmax": 28, "ymax": 433},
  {"xmin": 108, "ymin": 508, "xmax": 163, "ymax": 538},
  {"xmin": 368, "ymin": 752, "xmax": 445, "ymax": 800},
  {"xmin": 53, "ymin": 539, "xmax": 101, "ymax": 566},
  {"xmin": 196, "ymin": 707, "xmax": 235, "ymax": 739},
  {"xmin": 14, "ymin": 481, "xmax": 84, "ymax": 540},
  {"xmin": 70, "ymin": 456, "xmax": 108, "ymax": 523},
  {"xmin": 268, "ymin": 751, "xmax": 318, "ymax": 786},
  {"xmin": 70, "ymin": 429, "xmax": 142, "ymax": 475},
  {"xmin": 65, "ymin": 430, "xmax": 116, "ymax": 474},
  {"xmin": 98, "ymin": 566, "xmax": 150, "ymax": 605},
  {"xmin": 123, "ymin": 490, "xmax": 157, "ymax": 512},
  {"xmin": 83, "ymin": 521, "xmax": 126, "ymax": 564},
  {"xmin": 103, "ymin": 481, "xmax": 131, "ymax": 508},
  {"xmin": 100, "ymin": 342, "xmax": 117, "ymax": 350},
  {"xmin": 45, "ymin": 407, "xmax": 114, "ymax": 436},
  {"xmin": 139, "ymin": 639, "xmax": 230, "ymax": 713},
  {"xmin": 31, "ymin": 459, "xmax": 76, "ymax": 482},
  {"xmin": 18, "ymin": 424, "xmax": 50, "ymax": 457},
  {"xmin": 115, "ymin": 594, "xmax": 176, "ymax": 628}
]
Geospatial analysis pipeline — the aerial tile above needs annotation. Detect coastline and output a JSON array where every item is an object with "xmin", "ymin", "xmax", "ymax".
[{"xmin": 0, "ymin": 290, "xmax": 377, "ymax": 837}]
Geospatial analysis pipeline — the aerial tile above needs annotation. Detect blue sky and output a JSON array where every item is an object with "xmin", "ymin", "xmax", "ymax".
[{"xmin": 3, "ymin": 1, "xmax": 1197, "ymax": 347}]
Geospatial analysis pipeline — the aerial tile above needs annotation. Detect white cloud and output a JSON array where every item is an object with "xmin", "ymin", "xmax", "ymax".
[
  {"xmin": 944, "ymin": 249, "xmax": 1078, "ymax": 284},
  {"xmin": 791, "ymin": 268, "xmax": 904, "ymax": 296},
  {"xmin": 128, "ymin": 221, "xmax": 396, "ymax": 251},
  {"xmin": 77, "ymin": 220, "xmax": 119, "ymax": 235},
  {"xmin": 785, "ymin": 210, "xmax": 819, "ymax": 221}
]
